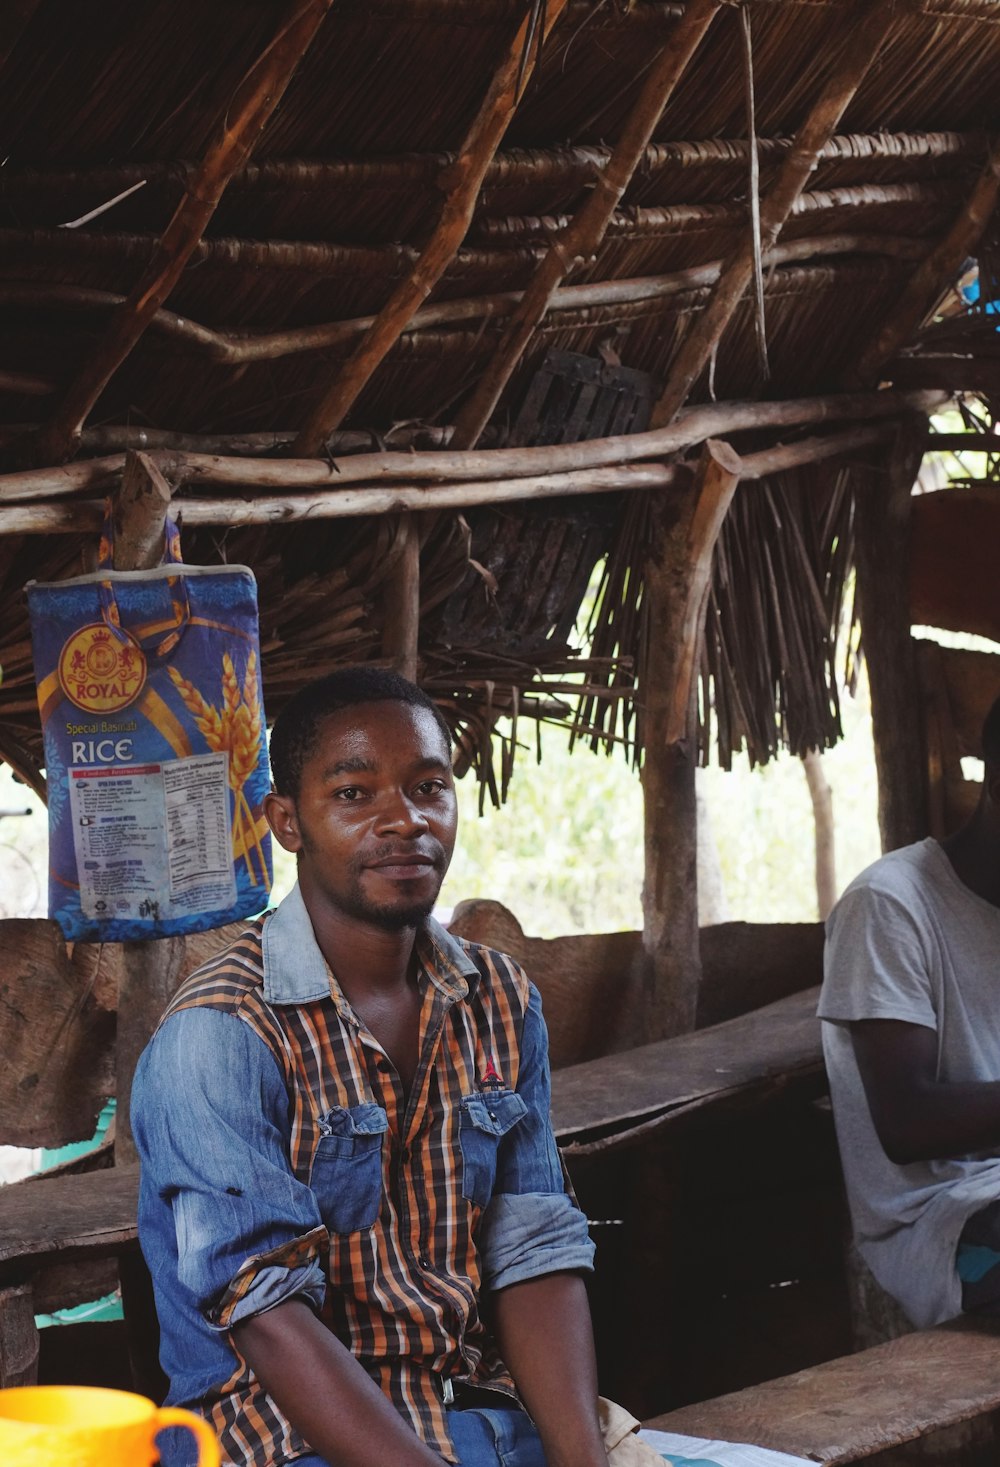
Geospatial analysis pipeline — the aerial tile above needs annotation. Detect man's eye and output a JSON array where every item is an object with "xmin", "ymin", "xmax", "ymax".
[
  {"xmin": 415, "ymin": 779, "xmax": 446, "ymax": 796},
  {"xmin": 334, "ymin": 787, "xmax": 363, "ymax": 801}
]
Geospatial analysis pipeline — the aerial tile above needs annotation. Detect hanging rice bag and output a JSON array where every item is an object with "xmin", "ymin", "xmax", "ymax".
[{"xmin": 27, "ymin": 511, "xmax": 272, "ymax": 942}]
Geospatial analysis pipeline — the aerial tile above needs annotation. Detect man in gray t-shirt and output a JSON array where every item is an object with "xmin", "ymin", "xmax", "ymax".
[{"xmin": 819, "ymin": 695, "xmax": 1000, "ymax": 1328}]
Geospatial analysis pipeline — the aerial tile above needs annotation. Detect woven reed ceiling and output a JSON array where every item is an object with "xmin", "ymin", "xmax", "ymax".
[{"xmin": 0, "ymin": 0, "xmax": 997, "ymax": 784}]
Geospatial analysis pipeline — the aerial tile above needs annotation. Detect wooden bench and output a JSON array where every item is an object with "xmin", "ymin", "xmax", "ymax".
[{"xmin": 645, "ymin": 1316, "xmax": 1000, "ymax": 1463}]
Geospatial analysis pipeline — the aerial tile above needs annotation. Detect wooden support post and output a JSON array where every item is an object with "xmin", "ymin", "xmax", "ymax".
[
  {"xmin": 292, "ymin": 0, "xmax": 570, "ymax": 454},
  {"xmin": 381, "ymin": 514, "xmax": 421, "ymax": 681},
  {"xmin": 109, "ymin": 453, "xmax": 186, "ymax": 1165},
  {"xmin": 0, "ymin": 1285, "xmax": 40, "ymax": 1388},
  {"xmin": 450, "ymin": 0, "xmax": 723, "ymax": 451},
  {"xmin": 854, "ymin": 423, "xmax": 929, "ymax": 852},
  {"xmin": 847, "ymin": 141, "xmax": 1000, "ymax": 388},
  {"xmin": 638, "ymin": 440, "xmax": 741, "ymax": 1042},
  {"xmin": 651, "ymin": 0, "xmax": 902, "ymax": 427},
  {"xmin": 32, "ymin": 0, "xmax": 335, "ymax": 468}
]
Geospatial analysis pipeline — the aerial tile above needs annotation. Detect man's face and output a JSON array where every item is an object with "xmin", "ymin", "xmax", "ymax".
[{"xmin": 266, "ymin": 701, "xmax": 457, "ymax": 931}]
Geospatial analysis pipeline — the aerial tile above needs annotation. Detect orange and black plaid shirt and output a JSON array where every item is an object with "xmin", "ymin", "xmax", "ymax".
[{"xmin": 133, "ymin": 883, "xmax": 593, "ymax": 1466}]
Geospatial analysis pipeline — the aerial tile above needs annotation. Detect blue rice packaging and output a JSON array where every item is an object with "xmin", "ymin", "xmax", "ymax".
[{"xmin": 27, "ymin": 511, "xmax": 272, "ymax": 942}]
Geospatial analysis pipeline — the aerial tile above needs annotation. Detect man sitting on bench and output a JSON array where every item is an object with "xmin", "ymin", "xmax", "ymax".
[
  {"xmin": 131, "ymin": 668, "xmax": 623, "ymax": 1467},
  {"xmin": 820, "ymin": 692, "xmax": 1000, "ymax": 1328}
]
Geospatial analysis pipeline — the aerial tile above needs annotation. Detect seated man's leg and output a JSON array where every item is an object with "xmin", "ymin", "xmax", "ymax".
[
  {"xmin": 958, "ymin": 1199, "xmax": 1000, "ymax": 1313},
  {"xmin": 447, "ymin": 1406, "xmax": 548, "ymax": 1467}
]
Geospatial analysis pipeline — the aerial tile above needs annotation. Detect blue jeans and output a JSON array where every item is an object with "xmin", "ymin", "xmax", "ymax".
[{"xmin": 292, "ymin": 1406, "xmax": 548, "ymax": 1465}]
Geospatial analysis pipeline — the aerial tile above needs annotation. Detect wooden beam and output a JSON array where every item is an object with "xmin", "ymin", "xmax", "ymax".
[
  {"xmin": 651, "ymin": 0, "xmax": 904, "ymax": 426},
  {"xmin": 450, "ymin": 0, "xmax": 723, "ymax": 450},
  {"xmin": 847, "ymin": 141, "xmax": 1000, "ymax": 388},
  {"xmin": 109, "ymin": 457, "xmax": 186, "ymax": 1166},
  {"xmin": 291, "ymin": 0, "xmax": 570, "ymax": 455},
  {"xmin": 380, "ymin": 514, "xmax": 421, "ymax": 680},
  {"xmin": 0, "ymin": 389, "xmax": 946, "ymax": 508},
  {"xmin": 853, "ymin": 422, "xmax": 929, "ymax": 850},
  {"xmin": 0, "ymin": 234, "xmax": 928, "ymax": 366},
  {"xmin": 113, "ymin": 452, "xmax": 174, "ymax": 570},
  {"xmin": 31, "ymin": 0, "xmax": 336, "ymax": 468},
  {"xmin": 638, "ymin": 440, "xmax": 741, "ymax": 1043}
]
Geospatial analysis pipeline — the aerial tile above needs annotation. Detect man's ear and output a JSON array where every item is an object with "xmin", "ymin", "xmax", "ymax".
[{"xmin": 264, "ymin": 791, "xmax": 303, "ymax": 853}]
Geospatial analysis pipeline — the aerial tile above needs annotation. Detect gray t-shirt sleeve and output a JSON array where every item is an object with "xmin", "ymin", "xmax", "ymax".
[{"xmin": 818, "ymin": 884, "xmax": 937, "ymax": 1030}]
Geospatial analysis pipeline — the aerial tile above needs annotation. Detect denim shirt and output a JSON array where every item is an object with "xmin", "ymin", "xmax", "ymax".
[{"xmin": 132, "ymin": 885, "xmax": 594, "ymax": 1466}]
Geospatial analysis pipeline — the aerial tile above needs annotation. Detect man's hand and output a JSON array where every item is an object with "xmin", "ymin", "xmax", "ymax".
[
  {"xmin": 233, "ymin": 1300, "xmax": 444, "ymax": 1467},
  {"xmin": 491, "ymin": 1271, "xmax": 609, "ymax": 1467},
  {"xmin": 852, "ymin": 1019, "xmax": 1000, "ymax": 1163}
]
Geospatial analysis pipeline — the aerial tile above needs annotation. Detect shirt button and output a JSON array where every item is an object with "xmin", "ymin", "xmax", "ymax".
[
  {"xmin": 377, "ymin": 1058, "xmax": 392, "ymax": 1073},
  {"xmin": 400, "ymin": 1146, "xmax": 411, "ymax": 1163},
  {"xmin": 418, "ymin": 1255, "xmax": 431, "ymax": 1269}
]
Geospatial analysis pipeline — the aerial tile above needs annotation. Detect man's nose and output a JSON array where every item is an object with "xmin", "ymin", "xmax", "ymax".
[{"xmin": 375, "ymin": 792, "xmax": 429, "ymax": 836}]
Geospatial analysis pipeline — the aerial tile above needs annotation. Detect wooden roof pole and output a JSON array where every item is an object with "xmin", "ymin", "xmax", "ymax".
[
  {"xmin": 31, "ymin": 0, "xmax": 336, "ymax": 469},
  {"xmin": 449, "ymin": 0, "xmax": 723, "ymax": 451},
  {"xmin": 291, "ymin": 1, "xmax": 570, "ymax": 456},
  {"xmin": 636, "ymin": 440, "xmax": 742, "ymax": 1043},
  {"xmin": 650, "ymin": 0, "xmax": 904, "ymax": 428},
  {"xmin": 845, "ymin": 141, "xmax": 1000, "ymax": 388}
]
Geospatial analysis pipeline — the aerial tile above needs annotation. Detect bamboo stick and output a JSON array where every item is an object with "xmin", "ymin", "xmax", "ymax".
[
  {"xmin": 31, "ymin": 0, "xmax": 336, "ymax": 468},
  {"xmin": 450, "ymin": 0, "xmax": 724, "ymax": 450},
  {"xmin": 737, "ymin": 424, "xmax": 895, "ymax": 477},
  {"xmin": 0, "ymin": 370, "xmax": 56, "ymax": 397},
  {"xmin": 291, "ymin": 0, "xmax": 571, "ymax": 455},
  {"xmin": 0, "ymin": 234, "xmax": 928, "ymax": 369},
  {"xmin": 652, "ymin": 0, "xmax": 905, "ymax": 427},
  {"xmin": 0, "ymin": 389, "xmax": 945, "ymax": 504},
  {"xmin": 846, "ymin": 141, "xmax": 1000, "ymax": 388}
]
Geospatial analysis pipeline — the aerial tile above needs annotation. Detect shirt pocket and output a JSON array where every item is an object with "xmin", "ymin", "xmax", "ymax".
[
  {"xmin": 459, "ymin": 1090, "xmax": 528, "ymax": 1207},
  {"xmin": 309, "ymin": 1103, "xmax": 388, "ymax": 1234}
]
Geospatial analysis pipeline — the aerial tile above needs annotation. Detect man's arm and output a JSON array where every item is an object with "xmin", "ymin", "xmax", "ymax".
[
  {"xmin": 852, "ymin": 1018, "xmax": 1000, "ymax": 1164},
  {"xmin": 233, "ymin": 1301, "xmax": 443, "ymax": 1467},
  {"xmin": 490, "ymin": 1272, "xmax": 608, "ymax": 1467}
]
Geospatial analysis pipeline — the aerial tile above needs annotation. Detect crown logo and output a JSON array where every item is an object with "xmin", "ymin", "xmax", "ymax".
[{"xmin": 91, "ymin": 627, "xmax": 111, "ymax": 643}]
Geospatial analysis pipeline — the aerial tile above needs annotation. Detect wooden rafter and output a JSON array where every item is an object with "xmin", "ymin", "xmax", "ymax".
[
  {"xmin": 0, "ymin": 235, "xmax": 928, "ymax": 369},
  {"xmin": 30, "ymin": 0, "xmax": 336, "ymax": 469},
  {"xmin": 651, "ymin": 0, "xmax": 904, "ymax": 427},
  {"xmin": 0, "ymin": 419, "xmax": 923, "ymax": 536},
  {"xmin": 0, "ymin": 388, "xmax": 944, "ymax": 507},
  {"xmin": 291, "ymin": 0, "xmax": 570, "ymax": 455},
  {"xmin": 846, "ymin": 141, "xmax": 1000, "ymax": 388},
  {"xmin": 449, "ymin": 0, "xmax": 723, "ymax": 451}
]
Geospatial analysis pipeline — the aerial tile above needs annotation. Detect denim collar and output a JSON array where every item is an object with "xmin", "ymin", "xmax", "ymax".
[{"xmin": 262, "ymin": 881, "xmax": 480, "ymax": 1008}]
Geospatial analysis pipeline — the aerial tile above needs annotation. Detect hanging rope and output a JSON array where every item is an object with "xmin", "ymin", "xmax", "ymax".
[{"xmin": 740, "ymin": 5, "xmax": 770, "ymax": 383}]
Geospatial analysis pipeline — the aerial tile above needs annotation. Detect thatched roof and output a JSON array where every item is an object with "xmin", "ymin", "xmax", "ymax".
[{"xmin": 1, "ymin": 0, "xmax": 997, "ymax": 792}]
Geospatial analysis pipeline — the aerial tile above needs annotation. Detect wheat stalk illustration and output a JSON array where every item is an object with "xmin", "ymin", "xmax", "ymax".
[{"xmin": 168, "ymin": 652, "xmax": 268, "ymax": 886}]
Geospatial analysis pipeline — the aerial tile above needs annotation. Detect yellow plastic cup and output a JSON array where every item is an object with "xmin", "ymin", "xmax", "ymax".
[{"xmin": 0, "ymin": 1384, "xmax": 220, "ymax": 1466}]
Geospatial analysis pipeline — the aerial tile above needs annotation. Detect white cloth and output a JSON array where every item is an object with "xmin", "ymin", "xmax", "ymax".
[{"xmin": 819, "ymin": 837, "xmax": 1000, "ymax": 1326}]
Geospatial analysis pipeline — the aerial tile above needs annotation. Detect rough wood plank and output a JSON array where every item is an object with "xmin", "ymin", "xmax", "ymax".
[
  {"xmin": 380, "ymin": 513, "xmax": 421, "ymax": 680},
  {"xmin": 550, "ymin": 986, "xmax": 822, "ymax": 1146},
  {"xmin": 0, "ymin": 1168, "xmax": 139, "ymax": 1276},
  {"xmin": 0, "ymin": 919, "xmax": 115, "ymax": 1148},
  {"xmin": 113, "ymin": 451, "xmax": 174, "ymax": 570},
  {"xmin": 645, "ymin": 1317, "xmax": 1000, "ymax": 1465},
  {"xmin": 911, "ymin": 487, "xmax": 1000, "ymax": 646},
  {"xmin": 449, "ymin": 899, "xmax": 824, "ymax": 1066},
  {"xmin": 0, "ymin": 1285, "xmax": 39, "ymax": 1388}
]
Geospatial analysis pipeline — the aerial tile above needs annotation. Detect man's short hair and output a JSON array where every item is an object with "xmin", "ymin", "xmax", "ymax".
[
  {"xmin": 982, "ymin": 692, "xmax": 1000, "ymax": 772},
  {"xmin": 269, "ymin": 667, "xmax": 452, "ymax": 799}
]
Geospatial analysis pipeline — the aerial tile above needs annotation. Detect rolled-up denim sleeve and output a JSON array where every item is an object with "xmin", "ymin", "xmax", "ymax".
[
  {"xmin": 132, "ymin": 1007, "xmax": 327, "ymax": 1330},
  {"xmin": 480, "ymin": 983, "xmax": 595, "ymax": 1290}
]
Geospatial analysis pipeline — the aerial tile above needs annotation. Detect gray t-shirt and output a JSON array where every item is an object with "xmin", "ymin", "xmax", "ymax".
[{"xmin": 819, "ymin": 837, "xmax": 1000, "ymax": 1327}]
